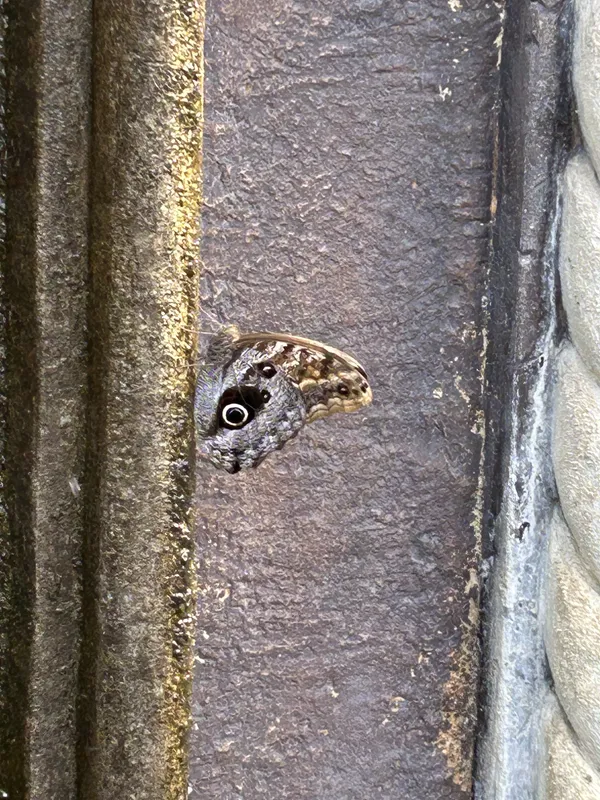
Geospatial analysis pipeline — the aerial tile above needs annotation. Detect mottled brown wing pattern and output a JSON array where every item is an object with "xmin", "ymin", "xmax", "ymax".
[{"xmin": 233, "ymin": 332, "xmax": 372, "ymax": 422}]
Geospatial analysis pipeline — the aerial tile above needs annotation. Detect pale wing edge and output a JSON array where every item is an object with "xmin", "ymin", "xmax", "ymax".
[{"xmin": 233, "ymin": 331, "xmax": 369, "ymax": 378}]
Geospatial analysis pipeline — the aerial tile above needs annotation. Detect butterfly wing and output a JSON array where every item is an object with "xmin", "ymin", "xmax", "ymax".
[
  {"xmin": 233, "ymin": 331, "xmax": 372, "ymax": 422},
  {"xmin": 195, "ymin": 326, "xmax": 372, "ymax": 472}
]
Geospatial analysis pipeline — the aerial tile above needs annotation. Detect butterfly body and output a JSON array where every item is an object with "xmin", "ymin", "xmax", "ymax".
[{"xmin": 195, "ymin": 326, "xmax": 372, "ymax": 473}]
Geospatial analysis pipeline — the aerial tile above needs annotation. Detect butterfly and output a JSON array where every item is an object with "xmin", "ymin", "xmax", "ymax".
[{"xmin": 195, "ymin": 326, "xmax": 372, "ymax": 473}]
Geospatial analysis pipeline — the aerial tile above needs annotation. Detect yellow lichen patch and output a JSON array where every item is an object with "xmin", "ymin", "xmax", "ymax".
[{"xmin": 158, "ymin": 3, "xmax": 206, "ymax": 799}]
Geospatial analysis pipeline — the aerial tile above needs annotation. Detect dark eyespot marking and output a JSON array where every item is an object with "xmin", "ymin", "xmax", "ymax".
[
  {"xmin": 261, "ymin": 389, "xmax": 271, "ymax": 402},
  {"xmin": 337, "ymin": 383, "xmax": 350, "ymax": 396},
  {"xmin": 256, "ymin": 361, "xmax": 277, "ymax": 378},
  {"xmin": 221, "ymin": 403, "xmax": 249, "ymax": 428},
  {"xmin": 360, "ymin": 381, "xmax": 369, "ymax": 393},
  {"xmin": 218, "ymin": 386, "xmax": 269, "ymax": 429}
]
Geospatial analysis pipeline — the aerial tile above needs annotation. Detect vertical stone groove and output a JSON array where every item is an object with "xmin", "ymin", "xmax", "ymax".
[
  {"xmin": 475, "ymin": 0, "xmax": 569, "ymax": 796},
  {"xmin": 0, "ymin": 1, "xmax": 92, "ymax": 797}
]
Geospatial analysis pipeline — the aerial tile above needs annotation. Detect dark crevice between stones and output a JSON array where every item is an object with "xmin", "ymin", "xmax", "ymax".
[{"xmin": 475, "ymin": 0, "xmax": 575, "ymax": 795}]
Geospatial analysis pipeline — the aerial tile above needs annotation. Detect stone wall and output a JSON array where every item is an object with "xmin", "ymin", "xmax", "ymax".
[{"xmin": 1, "ymin": 0, "xmax": 593, "ymax": 798}]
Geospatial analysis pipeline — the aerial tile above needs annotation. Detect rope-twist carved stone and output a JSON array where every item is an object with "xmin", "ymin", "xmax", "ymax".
[{"xmin": 542, "ymin": 0, "xmax": 600, "ymax": 794}]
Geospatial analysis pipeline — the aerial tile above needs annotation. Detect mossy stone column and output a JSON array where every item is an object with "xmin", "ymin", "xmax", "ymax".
[{"xmin": 0, "ymin": 2, "xmax": 204, "ymax": 799}]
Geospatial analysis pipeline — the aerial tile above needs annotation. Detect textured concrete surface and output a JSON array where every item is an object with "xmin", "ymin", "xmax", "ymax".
[
  {"xmin": 541, "ymin": 5, "xmax": 600, "ymax": 785},
  {"xmin": 545, "ymin": 507, "xmax": 600, "ymax": 772},
  {"xmin": 544, "ymin": 146, "xmax": 600, "ymax": 795},
  {"xmin": 191, "ymin": 0, "xmax": 500, "ymax": 797},
  {"xmin": 554, "ymin": 343, "xmax": 600, "ymax": 588},
  {"xmin": 574, "ymin": 0, "xmax": 600, "ymax": 178},
  {"xmin": 559, "ymin": 155, "xmax": 600, "ymax": 385},
  {"xmin": 78, "ymin": 2, "xmax": 204, "ymax": 799},
  {"xmin": 0, "ymin": 1, "xmax": 91, "ymax": 797}
]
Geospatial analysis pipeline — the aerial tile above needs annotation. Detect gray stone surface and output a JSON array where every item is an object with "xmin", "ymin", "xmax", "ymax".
[
  {"xmin": 543, "ymin": 64, "xmax": 600, "ymax": 794},
  {"xmin": 0, "ymin": 1, "xmax": 91, "ymax": 797},
  {"xmin": 554, "ymin": 342, "xmax": 600, "ymax": 588},
  {"xmin": 545, "ymin": 507, "xmax": 600, "ymax": 773},
  {"xmin": 78, "ymin": 2, "xmax": 203, "ymax": 799},
  {"xmin": 191, "ymin": 1, "xmax": 500, "ymax": 797},
  {"xmin": 574, "ymin": 0, "xmax": 600, "ymax": 179},
  {"xmin": 559, "ymin": 154, "xmax": 600, "ymax": 386},
  {"xmin": 541, "ymin": 695, "xmax": 600, "ymax": 800},
  {"xmin": 474, "ymin": 0, "xmax": 568, "ymax": 795}
]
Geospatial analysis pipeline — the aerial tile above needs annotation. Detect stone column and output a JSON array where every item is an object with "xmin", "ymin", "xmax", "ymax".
[
  {"xmin": 541, "ymin": 0, "xmax": 600, "ymax": 791},
  {"xmin": 0, "ymin": 2, "xmax": 204, "ymax": 799}
]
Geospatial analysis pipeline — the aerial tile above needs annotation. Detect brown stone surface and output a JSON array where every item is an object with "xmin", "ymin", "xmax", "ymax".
[
  {"xmin": 78, "ymin": 2, "xmax": 204, "ymax": 799},
  {"xmin": 191, "ymin": 1, "xmax": 500, "ymax": 798}
]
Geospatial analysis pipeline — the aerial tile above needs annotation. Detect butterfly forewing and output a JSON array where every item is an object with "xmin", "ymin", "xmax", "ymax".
[{"xmin": 234, "ymin": 332, "xmax": 372, "ymax": 422}]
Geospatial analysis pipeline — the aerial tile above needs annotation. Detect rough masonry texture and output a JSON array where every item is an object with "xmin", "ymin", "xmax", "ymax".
[
  {"xmin": 0, "ymin": 1, "xmax": 92, "ymax": 796},
  {"xmin": 191, "ymin": 1, "xmax": 500, "ymax": 798},
  {"xmin": 478, "ymin": 0, "xmax": 600, "ymax": 795},
  {"xmin": 474, "ymin": 0, "xmax": 568, "ymax": 796},
  {"xmin": 3, "ymin": 0, "xmax": 591, "ymax": 797}
]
